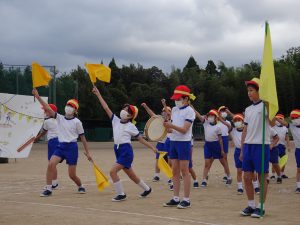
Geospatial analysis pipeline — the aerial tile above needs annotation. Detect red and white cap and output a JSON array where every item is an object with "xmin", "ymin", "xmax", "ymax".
[
  {"xmin": 290, "ymin": 109, "xmax": 300, "ymax": 119},
  {"xmin": 245, "ymin": 78, "xmax": 260, "ymax": 90},
  {"xmin": 275, "ymin": 114, "xmax": 285, "ymax": 120},
  {"xmin": 171, "ymin": 85, "xmax": 196, "ymax": 101},
  {"xmin": 207, "ymin": 109, "xmax": 219, "ymax": 118},
  {"xmin": 129, "ymin": 105, "xmax": 138, "ymax": 124},
  {"xmin": 66, "ymin": 99, "xmax": 79, "ymax": 110},
  {"xmin": 233, "ymin": 113, "xmax": 244, "ymax": 121}
]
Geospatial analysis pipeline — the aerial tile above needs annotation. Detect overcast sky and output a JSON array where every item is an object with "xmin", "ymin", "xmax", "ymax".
[{"xmin": 1, "ymin": 0, "xmax": 299, "ymax": 74}]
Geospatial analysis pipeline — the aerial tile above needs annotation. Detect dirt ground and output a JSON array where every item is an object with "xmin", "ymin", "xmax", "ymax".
[{"xmin": 0, "ymin": 141, "xmax": 299, "ymax": 225}]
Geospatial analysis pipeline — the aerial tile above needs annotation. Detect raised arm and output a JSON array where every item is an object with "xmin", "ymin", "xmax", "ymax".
[
  {"xmin": 32, "ymin": 88, "xmax": 55, "ymax": 118},
  {"xmin": 141, "ymin": 103, "xmax": 156, "ymax": 117},
  {"xmin": 190, "ymin": 104, "xmax": 205, "ymax": 123},
  {"xmin": 225, "ymin": 108, "xmax": 235, "ymax": 118},
  {"xmin": 92, "ymin": 86, "xmax": 113, "ymax": 119},
  {"xmin": 219, "ymin": 116, "xmax": 232, "ymax": 131}
]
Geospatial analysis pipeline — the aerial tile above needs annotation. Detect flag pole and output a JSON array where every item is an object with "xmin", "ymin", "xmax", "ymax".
[{"xmin": 260, "ymin": 102, "xmax": 266, "ymax": 217}]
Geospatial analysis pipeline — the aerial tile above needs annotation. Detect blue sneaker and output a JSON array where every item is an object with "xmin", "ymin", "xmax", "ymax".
[
  {"xmin": 163, "ymin": 199, "xmax": 180, "ymax": 207},
  {"xmin": 177, "ymin": 200, "xmax": 191, "ymax": 209},
  {"xmin": 295, "ymin": 188, "xmax": 300, "ymax": 194},
  {"xmin": 78, "ymin": 187, "xmax": 86, "ymax": 194},
  {"xmin": 237, "ymin": 188, "xmax": 244, "ymax": 195},
  {"xmin": 140, "ymin": 188, "xmax": 152, "ymax": 198},
  {"xmin": 201, "ymin": 181, "xmax": 207, "ymax": 187},
  {"xmin": 255, "ymin": 187, "xmax": 260, "ymax": 194},
  {"xmin": 40, "ymin": 189, "xmax": 52, "ymax": 197},
  {"xmin": 193, "ymin": 181, "xmax": 199, "ymax": 189},
  {"xmin": 251, "ymin": 208, "xmax": 265, "ymax": 218},
  {"xmin": 112, "ymin": 194, "xmax": 127, "ymax": 202},
  {"xmin": 241, "ymin": 206, "xmax": 255, "ymax": 216},
  {"xmin": 52, "ymin": 183, "xmax": 59, "ymax": 189},
  {"xmin": 169, "ymin": 184, "xmax": 173, "ymax": 191}
]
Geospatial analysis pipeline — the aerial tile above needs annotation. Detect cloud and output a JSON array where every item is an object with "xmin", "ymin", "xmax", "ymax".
[{"xmin": 0, "ymin": 0, "xmax": 299, "ymax": 74}]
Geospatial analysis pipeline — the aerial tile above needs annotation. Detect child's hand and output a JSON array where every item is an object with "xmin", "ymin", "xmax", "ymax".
[
  {"xmin": 163, "ymin": 121, "xmax": 173, "ymax": 129},
  {"xmin": 141, "ymin": 103, "xmax": 147, "ymax": 107},
  {"xmin": 32, "ymin": 88, "xmax": 39, "ymax": 97},
  {"xmin": 92, "ymin": 86, "xmax": 100, "ymax": 96},
  {"xmin": 161, "ymin": 99, "xmax": 166, "ymax": 105},
  {"xmin": 84, "ymin": 152, "xmax": 93, "ymax": 162}
]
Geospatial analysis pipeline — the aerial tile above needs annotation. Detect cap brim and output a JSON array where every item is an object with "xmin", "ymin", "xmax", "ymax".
[
  {"xmin": 171, "ymin": 94, "xmax": 183, "ymax": 100},
  {"xmin": 245, "ymin": 81, "xmax": 259, "ymax": 88}
]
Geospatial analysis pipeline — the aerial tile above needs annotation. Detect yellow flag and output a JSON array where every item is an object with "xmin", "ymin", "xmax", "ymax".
[
  {"xmin": 32, "ymin": 62, "xmax": 52, "ymax": 88},
  {"xmin": 259, "ymin": 22, "xmax": 278, "ymax": 120},
  {"xmin": 85, "ymin": 63, "xmax": 111, "ymax": 83},
  {"xmin": 279, "ymin": 155, "xmax": 288, "ymax": 169},
  {"xmin": 93, "ymin": 163, "xmax": 110, "ymax": 192},
  {"xmin": 157, "ymin": 152, "xmax": 173, "ymax": 179}
]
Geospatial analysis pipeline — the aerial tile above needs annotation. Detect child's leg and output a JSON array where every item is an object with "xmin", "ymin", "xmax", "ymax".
[
  {"xmin": 171, "ymin": 159, "xmax": 181, "ymax": 197},
  {"xmin": 219, "ymin": 157, "xmax": 231, "ymax": 179},
  {"xmin": 258, "ymin": 173, "xmax": 269, "ymax": 203},
  {"xmin": 110, "ymin": 163, "xmax": 124, "ymax": 182},
  {"xmin": 179, "ymin": 160, "xmax": 190, "ymax": 198},
  {"xmin": 272, "ymin": 163, "xmax": 281, "ymax": 177},
  {"xmin": 189, "ymin": 167, "xmax": 197, "ymax": 180},
  {"xmin": 123, "ymin": 168, "xmax": 150, "ymax": 191},
  {"xmin": 244, "ymin": 172, "xmax": 254, "ymax": 200},
  {"xmin": 203, "ymin": 159, "xmax": 213, "ymax": 180},
  {"xmin": 68, "ymin": 165, "xmax": 82, "ymax": 186},
  {"xmin": 46, "ymin": 156, "xmax": 62, "ymax": 185},
  {"xmin": 237, "ymin": 168, "xmax": 243, "ymax": 183}
]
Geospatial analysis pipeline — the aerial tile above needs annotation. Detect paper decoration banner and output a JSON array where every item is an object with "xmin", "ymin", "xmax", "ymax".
[{"xmin": 0, "ymin": 93, "xmax": 46, "ymax": 158}]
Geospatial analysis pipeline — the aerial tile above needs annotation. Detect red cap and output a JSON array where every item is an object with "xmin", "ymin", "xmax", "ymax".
[
  {"xmin": 66, "ymin": 99, "xmax": 79, "ymax": 110},
  {"xmin": 129, "ymin": 105, "xmax": 138, "ymax": 121},
  {"xmin": 275, "ymin": 114, "xmax": 284, "ymax": 120},
  {"xmin": 290, "ymin": 109, "xmax": 300, "ymax": 119},
  {"xmin": 207, "ymin": 109, "xmax": 219, "ymax": 117},
  {"xmin": 233, "ymin": 113, "xmax": 244, "ymax": 121},
  {"xmin": 245, "ymin": 78, "xmax": 260, "ymax": 90},
  {"xmin": 171, "ymin": 85, "xmax": 191, "ymax": 100}
]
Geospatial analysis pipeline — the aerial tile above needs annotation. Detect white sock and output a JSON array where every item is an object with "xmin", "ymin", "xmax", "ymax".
[
  {"xmin": 46, "ymin": 185, "xmax": 52, "ymax": 191},
  {"xmin": 138, "ymin": 180, "xmax": 150, "ymax": 191},
  {"xmin": 52, "ymin": 180, "xmax": 58, "ymax": 186},
  {"xmin": 173, "ymin": 196, "xmax": 180, "ymax": 202},
  {"xmin": 194, "ymin": 179, "xmax": 198, "ymax": 183},
  {"xmin": 280, "ymin": 172, "xmax": 284, "ymax": 176},
  {"xmin": 154, "ymin": 173, "xmax": 159, "ymax": 177},
  {"xmin": 113, "ymin": 181, "xmax": 125, "ymax": 195},
  {"xmin": 272, "ymin": 173, "xmax": 275, "ymax": 177},
  {"xmin": 248, "ymin": 200, "xmax": 255, "ymax": 209},
  {"xmin": 237, "ymin": 182, "xmax": 243, "ymax": 189},
  {"xmin": 183, "ymin": 197, "xmax": 190, "ymax": 202},
  {"xmin": 227, "ymin": 175, "xmax": 232, "ymax": 179},
  {"xmin": 297, "ymin": 182, "xmax": 300, "ymax": 188},
  {"xmin": 256, "ymin": 202, "xmax": 264, "ymax": 210},
  {"xmin": 202, "ymin": 179, "xmax": 207, "ymax": 182},
  {"xmin": 253, "ymin": 180, "xmax": 259, "ymax": 189}
]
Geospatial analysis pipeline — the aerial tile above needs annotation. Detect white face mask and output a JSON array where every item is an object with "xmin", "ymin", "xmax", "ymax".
[
  {"xmin": 208, "ymin": 116, "xmax": 215, "ymax": 123},
  {"xmin": 275, "ymin": 121, "xmax": 281, "ymax": 126},
  {"xmin": 120, "ymin": 110, "xmax": 130, "ymax": 120},
  {"xmin": 175, "ymin": 100, "xmax": 183, "ymax": 108},
  {"xmin": 221, "ymin": 112, "xmax": 227, "ymax": 118},
  {"xmin": 65, "ymin": 106, "xmax": 74, "ymax": 115},
  {"xmin": 234, "ymin": 121, "xmax": 243, "ymax": 128},
  {"xmin": 292, "ymin": 118, "xmax": 300, "ymax": 126}
]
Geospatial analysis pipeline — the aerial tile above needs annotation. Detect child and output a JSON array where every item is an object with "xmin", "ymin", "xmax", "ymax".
[
  {"xmin": 194, "ymin": 109, "xmax": 225, "ymax": 187},
  {"xmin": 269, "ymin": 127, "xmax": 281, "ymax": 183},
  {"xmin": 277, "ymin": 109, "xmax": 300, "ymax": 193},
  {"xmin": 32, "ymin": 89, "xmax": 92, "ymax": 197},
  {"xmin": 271, "ymin": 114, "xmax": 290, "ymax": 179},
  {"xmin": 163, "ymin": 85, "xmax": 196, "ymax": 209},
  {"xmin": 218, "ymin": 106, "xmax": 233, "ymax": 185},
  {"xmin": 240, "ymin": 78, "xmax": 275, "ymax": 218},
  {"xmin": 35, "ymin": 104, "xmax": 60, "ymax": 189},
  {"xmin": 92, "ymin": 86, "xmax": 157, "ymax": 201},
  {"xmin": 229, "ymin": 113, "xmax": 245, "ymax": 194}
]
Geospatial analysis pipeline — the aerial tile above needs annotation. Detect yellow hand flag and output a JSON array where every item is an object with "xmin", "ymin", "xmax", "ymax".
[
  {"xmin": 85, "ymin": 63, "xmax": 111, "ymax": 83},
  {"xmin": 93, "ymin": 163, "xmax": 110, "ymax": 192},
  {"xmin": 157, "ymin": 152, "xmax": 173, "ymax": 179},
  {"xmin": 259, "ymin": 22, "xmax": 279, "ymax": 120},
  {"xmin": 279, "ymin": 155, "xmax": 288, "ymax": 169},
  {"xmin": 32, "ymin": 62, "xmax": 52, "ymax": 88}
]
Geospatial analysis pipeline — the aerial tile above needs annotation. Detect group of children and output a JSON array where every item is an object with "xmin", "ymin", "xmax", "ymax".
[{"xmin": 32, "ymin": 77, "xmax": 300, "ymax": 217}]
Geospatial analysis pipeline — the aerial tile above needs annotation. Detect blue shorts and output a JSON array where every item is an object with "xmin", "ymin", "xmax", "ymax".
[
  {"xmin": 164, "ymin": 138, "xmax": 171, "ymax": 154},
  {"xmin": 270, "ymin": 146, "xmax": 279, "ymax": 164},
  {"xmin": 242, "ymin": 144, "xmax": 270, "ymax": 173},
  {"xmin": 156, "ymin": 142, "xmax": 167, "ymax": 159},
  {"xmin": 53, "ymin": 142, "xmax": 78, "ymax": 165},
  {"xmin": 48, "ymin": 137, "xmax": 59, "ymax": 161},
  {"xmin": 222, "ymin": 136, "xmax": 229, "ymax": 154},
  {"xmin": 204, "ymin": 141, "xmax": 222, "ymax": 159},
  {"xmin": 169, "ymin": 141, "xmax": 191, "ymax": 161},
  {"xmin": 234, "ymin": 148, "xmax": 242, "ymax": 169},
  {"xmin": 114, "ymin": 143, "xmax": 134, "ymax": 169},
  {"xmin": 277, "ymin": 144, "xmax": 286, "ymax": 158},
  {"xmin": 295, "ymin": 148, "xmax": 300, "ymax": 168}
]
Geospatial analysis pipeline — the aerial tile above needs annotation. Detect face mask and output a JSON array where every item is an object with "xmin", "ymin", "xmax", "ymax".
[
  {"xmin": 208, "ymin": 116, "xmax": 215, "ymax": 123},
  {"xmin": 120, "ymin": 110, "xmax": 130, "ymax": 120},
  {"xmin": 275, "ymin": 121, "xmax": 281, "ymax": 126},
  {"xmin": 65, "ymin": 106, "xmax": 74, "ymax": 115},
  {"xmin": 175, "ymin": 100, "xmax": 183, "ymax": 108},
  {"xmin": 234, "ymin": 121, "xmax": 243, "ymax": 128},
  {"xmin": 221, "ymin": 112, "xmax": 227, "ymax": 118},
  {"xmin": 292, "ymin": 118, "xmax": 300, "ymax": 126}
]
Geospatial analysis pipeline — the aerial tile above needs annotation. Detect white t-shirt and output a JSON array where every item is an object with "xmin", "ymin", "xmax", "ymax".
[
  {"xmin": 244, "ymin": 101, "xmax": 271, "ymax": 144},
  {"xmin": 218, "ymin": 120, "xmax": 231, "ymax": 136},
  {"xmin": 289, "ymin": 123, "xmax": 300, "ymax": 148},
  {"xmin": 112, "ymin": 114, "xmax": 139, "ymax": 145},
  {"xmin": 203, "ymin": 120, "xmax": 222, "ymax": 142},
  {"xmin": 55, "ymin": 113, "xmax": 84, "ymax": 143},
  {"xmin": 43, "ymin": 118, "xmax": 58, "ymax": 141},
  {"xmin": 169, "ymin": 105, "xmax": 195, "ymax": 141},
  {"xmin": 273, "ymin": 125, "xmax": 288, "ymax": 146},
  {"xmin": 231, "ymin": 128, "xmax": 243, "ymax": 149}
]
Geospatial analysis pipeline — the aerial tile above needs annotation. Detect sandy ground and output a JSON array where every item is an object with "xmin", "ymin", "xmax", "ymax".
[{"xmin": 0, "ymin": 141, "xmax": 299, "ymax": 225}]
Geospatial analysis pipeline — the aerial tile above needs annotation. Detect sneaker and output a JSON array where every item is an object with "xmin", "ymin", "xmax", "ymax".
[
  {"xmin": 193, "ymin": 181, "xmax": 199, "ymax": 189},
  {"xmin": 251, "ymin": 208, "xmax": 265, "ymax": 218},
  {"xmin": 222, "ymin": 176, "xmax": 228, "ymax": 182},
  {"xmin": 241, "ymin": 206, "xmax": 255, "ymax": 216},
  {"xmin": 167, "ymin": 179, "xmax": 172, "ymax": 184},
  {"xmin": 112, "ymin": 194, "xmax": 127, "ymax": 202},
  {"xmin": 140, "ymin": 188, "xmax": 152, "ymax": 198},
  {"xmin": 237, "ymin": 188, "xmax": 244, "ymax": 195},
  {"xmin": 226, "ymin": 179, "xmax": 232, "ymax": 185},
  {"xmin": 52, "ymin": 183, "xmax": 59, "ymax": 189},
  {"xmin": 177, "ymin": 200, "xmax": 191, "ymax": 209},
  {"xmin": 276, "ymin": 177, "xmax": 282, "ymax": 184},
  {"xmin": 270, "ymin": 175, "xmax": 276, "ymax": 180},
  {"xmin": 78, "ymin": 187, "xmax": 86, "ymax": 194},
  {"xmin": 163, "ymin": 199, "xmax": 180, "ymax": 207},
  {"xmin": 295, "ymin": 188, "xmax": 300, "ymax": 194},
  {"xmin": 152, "ymin": 176, "xmax": 160, "ymax": 182},
  {"xmin": 201, "ymin": 181, "xmax": 207, "ymax": 187},
  {"xmin": 255, "ymin": 187, "xmax": 260, "ymax": 194},
  {"xmin": 169, "ymin": 184, "xmax": 174, "ymax": 191},
  {"xmin": 40, "ymin": 189, "xmax": 52, "ymax": 197},
  {"xmin": 282, "ymin": 174, "xmax": 288, "ymax": 179}
]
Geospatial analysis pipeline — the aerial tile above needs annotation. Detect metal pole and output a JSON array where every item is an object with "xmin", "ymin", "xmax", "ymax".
[{"xmin": 53, "ymin": 66, "xmax": 56, "ymax": 105}]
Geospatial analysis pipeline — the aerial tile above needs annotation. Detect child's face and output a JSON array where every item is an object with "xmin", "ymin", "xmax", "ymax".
[
  {"xmin": 123, "ymin": 106, "xmax": 133, "ymax": 119},
  {"xmin": 247, "ymin": 86, "xmax": 259, "ymax": 102}
]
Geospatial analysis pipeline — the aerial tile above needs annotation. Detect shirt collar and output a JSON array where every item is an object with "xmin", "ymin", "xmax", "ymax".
[
  {"xmin": 64, "ymin": 116, "xmax": 75, "ymax": 120},
  {"xmin": 179, "ymin": 105, "xmax": 189, "ymax": 110},
  {"xmin": 252, "ymin": 100, "xmax": 262, "ymax": 106}
]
